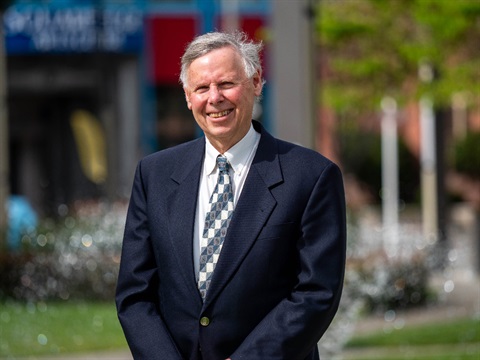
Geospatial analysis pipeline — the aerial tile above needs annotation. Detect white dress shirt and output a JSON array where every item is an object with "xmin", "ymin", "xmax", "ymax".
[{"xmin": 193, "ymin": 124, "xmax": 261, "ymax": 279}]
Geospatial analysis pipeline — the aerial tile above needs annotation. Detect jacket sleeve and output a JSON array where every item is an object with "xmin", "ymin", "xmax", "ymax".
[
  {"xmin": 115, "ymin": 161, "xmax": 184, "ymax": 360},
  {"xmin": 230, "ymin": 163, "xmax": 347, "ymax": 360}
]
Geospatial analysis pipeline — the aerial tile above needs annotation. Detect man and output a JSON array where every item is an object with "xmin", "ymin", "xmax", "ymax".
[{"xmin": 116, "ymin": 31, "xmax": 346, "ymax": 360}]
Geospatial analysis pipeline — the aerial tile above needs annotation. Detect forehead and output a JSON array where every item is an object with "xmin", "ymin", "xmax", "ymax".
[{"xmin": 186, "ymin": 46, "xmax": 246, "ymax": 85}]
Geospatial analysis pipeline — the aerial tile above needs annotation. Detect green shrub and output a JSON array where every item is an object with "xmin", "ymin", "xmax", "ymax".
[
  {"xmin": 347, "ymin": 251, "xmax": 433, "ymax": 313},
  {"xmin": 0, "ymin": 202, "xmax": 126, "ymax": 302}
]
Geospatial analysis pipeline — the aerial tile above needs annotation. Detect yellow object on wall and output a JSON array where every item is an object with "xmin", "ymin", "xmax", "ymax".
[{"xmin": 70, "ymin": 110, "xmax": 107, "ymax": 184}]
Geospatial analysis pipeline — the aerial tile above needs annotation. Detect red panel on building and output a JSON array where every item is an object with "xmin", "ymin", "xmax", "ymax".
[
  {"xmin": 215, "ymin": 15, "xmax": 265, "ymax": 42},
  {"xmin": 240, "ymin": 16, "xmax": 268, "ymax": 79},
  {"xmin": 147, "ymin": 16, "xmax": 197, "ymax": 84},
  {"xmin": 240, "ymin": 16, "xmax": 265, "ymax": 43},
  {"xmin": 215, "ymin": 15, "xmax": 268, "ymax": 78}
]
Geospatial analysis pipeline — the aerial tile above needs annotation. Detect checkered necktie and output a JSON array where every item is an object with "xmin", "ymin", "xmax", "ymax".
[{"xmin": 198, "ymin": 155, "xmax": 234, "ymax": 300}]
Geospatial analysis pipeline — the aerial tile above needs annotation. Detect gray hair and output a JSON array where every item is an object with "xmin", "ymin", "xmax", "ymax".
[{"xmin": 179, "ymin": 31, "xmax": 264, "ymax": 87}]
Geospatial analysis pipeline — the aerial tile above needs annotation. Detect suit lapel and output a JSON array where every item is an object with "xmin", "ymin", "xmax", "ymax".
[
  {"xmin": 204, "ymin": 125, "xmax": 283, "ymax": 307},
  {"xmin": 167, "ymin": 139, "xmax": 205, "ymax": 301}
]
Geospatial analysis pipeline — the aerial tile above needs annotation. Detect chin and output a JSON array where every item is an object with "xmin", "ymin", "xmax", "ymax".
[
  {"xmin": 209, "ymin": 127, "xmax": 233, "ymax": 139},
  {"xmin": 206, "ymin": 121, "xmax": 234, "ymax": 133}
]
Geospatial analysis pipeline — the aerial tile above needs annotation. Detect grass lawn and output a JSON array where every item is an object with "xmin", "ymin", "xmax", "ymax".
[
  {"xmin": 2, "ymin": 301, "xmax": 479, "ymax": 359},
  {"xmin": 344, "ymin": 317, "xmax": 480, "ymax": 360},
  {"xmin": 0, "ymin": 301, "xmax": 128, "ymax": 358}
]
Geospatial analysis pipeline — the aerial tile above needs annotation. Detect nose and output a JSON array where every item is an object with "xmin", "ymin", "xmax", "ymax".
[{"xmin": 208, "ymin": 85, "xmax": 224, "ymax": 103}]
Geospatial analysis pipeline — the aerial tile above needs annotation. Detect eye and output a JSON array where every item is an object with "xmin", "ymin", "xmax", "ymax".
[
  {"xmin": 218, "ymin": 82, "xmax": 235, "ymax": 90},
  {"xmin": 194, "ymin": 85, "xmax": 209, "ymax": 94}
]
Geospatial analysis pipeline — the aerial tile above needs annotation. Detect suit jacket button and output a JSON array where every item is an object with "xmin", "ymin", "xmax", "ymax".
[{"xmin": 200, "ymin": 317, "xmax": 210, "ymax": 326}]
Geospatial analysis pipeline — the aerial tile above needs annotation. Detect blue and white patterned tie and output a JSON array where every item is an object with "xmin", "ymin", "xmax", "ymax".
[{"xmin": 198, "ymin": 155, "xmax": 234, "ymax": 300}]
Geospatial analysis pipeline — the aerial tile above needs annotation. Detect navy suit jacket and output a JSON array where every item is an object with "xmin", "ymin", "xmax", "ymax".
[{"xmin": 116, "ymin": 121, "xmax": 346, "ymax": 360}]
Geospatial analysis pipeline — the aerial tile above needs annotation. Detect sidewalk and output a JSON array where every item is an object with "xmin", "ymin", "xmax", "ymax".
[
  {"xmin": 47, "ymin": 350, "xmax": 132, "ymax": 360},
  {"xmin": 12, "ymin": 350, "xmax": 133, "ymax": 360}
]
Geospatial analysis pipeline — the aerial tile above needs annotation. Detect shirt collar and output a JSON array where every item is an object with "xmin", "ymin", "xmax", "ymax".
[{"xmin": 204, "ymin": 123, "xmax": 259, "ymax": 176}]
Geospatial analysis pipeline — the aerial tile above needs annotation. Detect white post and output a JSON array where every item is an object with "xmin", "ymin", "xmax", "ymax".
[
  {"xmin": 272, "ymin": 0, "xmax": 315, "ymax": 148},
  {"xmin": 381, "ymin": 97, "xmax": 399, "ymax": 256},
  {"xmin": 420, "ymin": 96, "xmax": 438, "ymax": 244}
]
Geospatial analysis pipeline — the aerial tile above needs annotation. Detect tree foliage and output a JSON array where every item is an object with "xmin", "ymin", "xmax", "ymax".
[{"xmin": 316, "ymin": 0, "xmax": 480, "ymax": 113}]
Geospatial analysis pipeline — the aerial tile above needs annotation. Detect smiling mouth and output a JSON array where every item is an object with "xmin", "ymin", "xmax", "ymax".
[{"xmin": 208, "ymin": 109, "xmax": 233, "ymax": 118}]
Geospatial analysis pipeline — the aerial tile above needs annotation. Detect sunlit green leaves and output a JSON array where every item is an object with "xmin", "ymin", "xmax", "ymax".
[{"xmin": 317, "ymin": 0, "xmax": 480, "ymax": 113}]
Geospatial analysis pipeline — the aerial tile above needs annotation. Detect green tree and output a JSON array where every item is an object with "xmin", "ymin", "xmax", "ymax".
[
  {"xmin": 316, "ymin": 0, "xmax": 480, "ymax": 112},
  {"xmin": 317, "ymin": 1, "xmax": 480, "ymax": 270}
]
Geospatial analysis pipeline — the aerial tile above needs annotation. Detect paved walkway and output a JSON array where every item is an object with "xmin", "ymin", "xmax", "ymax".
[{"xmin": 44, "ymin": 350, "xmax": 132, "ymax": 360}]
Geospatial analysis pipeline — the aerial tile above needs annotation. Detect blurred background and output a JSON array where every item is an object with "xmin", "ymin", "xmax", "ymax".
[{"xmin": 0, "ymin": 0, "xmax": 479, "ymax": 359}]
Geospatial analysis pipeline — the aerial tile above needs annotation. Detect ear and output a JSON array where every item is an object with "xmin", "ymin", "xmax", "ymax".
[
  {"xmin": 184, "ymin": 88, "xmax": 192, "ymax": 110},
  {"xmin": 252, "ymin": 70, "xmax": 263, "ymax": 97}
]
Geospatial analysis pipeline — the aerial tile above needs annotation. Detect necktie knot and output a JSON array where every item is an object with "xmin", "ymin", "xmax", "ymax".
[{"xmin": 217, "ymin": 155, "xmax": 229, "ymax": 173}]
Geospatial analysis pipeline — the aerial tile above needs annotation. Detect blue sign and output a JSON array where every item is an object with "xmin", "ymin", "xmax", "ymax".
[{"xmin": 3, "ymin": 5, "xmax": 144, "ymax": 54}]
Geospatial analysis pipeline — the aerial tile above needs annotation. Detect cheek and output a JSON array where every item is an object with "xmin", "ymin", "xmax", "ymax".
[
  {"xmin": 238, "ymin": 94, "xmax": 253, "ymax": 111},
  {"xmin": 229, "ymin": 92, "xmax": 246, "ymax": 109},
  {"xmin": 188, "ymin": 98, "xmax": 201, "ymax": 112}
]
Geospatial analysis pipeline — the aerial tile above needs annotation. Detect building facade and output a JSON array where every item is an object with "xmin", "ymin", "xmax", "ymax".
[{"xmin": 3, "ymin": 0, "xmax": 270, "ymax": 216}]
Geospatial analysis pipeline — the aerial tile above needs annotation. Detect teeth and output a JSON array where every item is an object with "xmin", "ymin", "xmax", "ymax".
[{"xmin": 209, "ymin": 110, "xmax": 231, "ymax": 118}]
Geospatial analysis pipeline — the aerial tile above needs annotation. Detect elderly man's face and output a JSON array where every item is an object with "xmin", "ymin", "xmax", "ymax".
[{"xmin": 184, "ymin": 46, "xmax": 262, "ymax": 153}]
